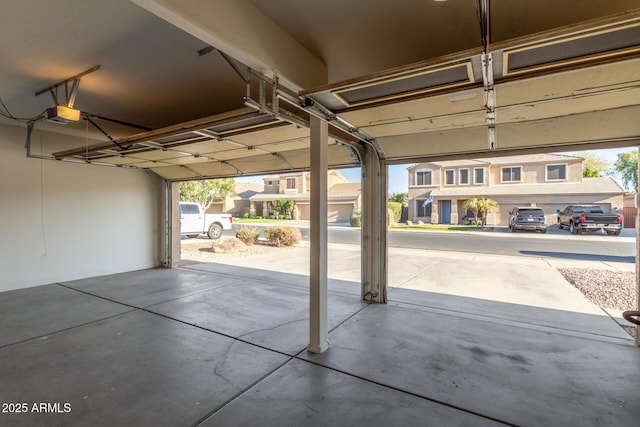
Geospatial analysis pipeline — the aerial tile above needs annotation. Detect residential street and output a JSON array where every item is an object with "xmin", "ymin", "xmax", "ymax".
[{"xmin": 228, "ymin": 222, "xmax": 636, "ymax": 264}]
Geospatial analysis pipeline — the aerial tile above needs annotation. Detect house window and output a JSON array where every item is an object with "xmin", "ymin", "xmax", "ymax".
[
  {"xmin": 459, "ymin": 168, "xmax": 470, "ymax": 185},
  {"xmin": 445, "ymin": 169, "xmax": 454, "ymax": 185},
  {"xmin": 267, "ymin": 180, "xmax": 273, "ymax": 186},
  {"xmin": 501, "ymin": 166, "xmax": 522, "ymax": 182},
  {"xmin": 286, "ymin": 178, "xmax": 296, "ymax": 189},
  {"xmin": 416, "ymin": 170, "xmax": 432, "ymax": 186},
  {"xmin": 416, "ymin": 199, "xmax": 433, "ymax": 217},
  {"xmin": 546, "ymin": 164, "xmax": 567, "ymax": 181},
  {"xmin": 474, "ymin": 167, "xmax": 484, "ymax": 184}
]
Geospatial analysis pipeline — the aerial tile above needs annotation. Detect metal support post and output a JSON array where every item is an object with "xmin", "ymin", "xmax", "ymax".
[{"xmin": 308, "ymin": 115, "xmax": 329, "ymax": 353}]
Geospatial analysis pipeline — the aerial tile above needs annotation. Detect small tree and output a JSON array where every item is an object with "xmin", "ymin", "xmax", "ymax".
[
  {"xmin": 388, "ymin": 202, "xmax": 402, "ymax": 224},
  {"xmin": 271, "ymin": 199, "xmax": 295, "ymax": 219},
  {"xmin": 388, "ymin": 192, "xmax": 408, "ymax": 206},
  {"xmin": 478, "ymin": 197, "xmax": 499, "ymax": 228},
  {"xmin": 179, "ymin": 178, "xmax": 236, "ymax": 211},
  {"xmin": 613, "ymin": 150, "xmax": 638, "ymax": 192},
  {"xmin": 462, "ymin": 197, "xmax": 481, "ymax": 225},
  {"xmin": 575, "ymin": 151, "xmax": 609, "ymax": 178}
]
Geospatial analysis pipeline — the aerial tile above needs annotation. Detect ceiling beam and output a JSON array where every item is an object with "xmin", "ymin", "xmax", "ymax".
[{"xmin": 131, "ymin": 0, "xmax": 328, "ymax": 91}]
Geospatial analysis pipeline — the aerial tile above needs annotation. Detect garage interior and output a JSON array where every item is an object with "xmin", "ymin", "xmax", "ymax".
[{"xmin": 1, "ymin": 0, "xmax": 639, "ymax": 425}]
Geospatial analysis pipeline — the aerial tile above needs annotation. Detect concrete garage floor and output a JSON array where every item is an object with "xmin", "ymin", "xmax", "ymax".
[{"xmin": 1, "ymin": 245, "xmax": 639, "ymax": 426}]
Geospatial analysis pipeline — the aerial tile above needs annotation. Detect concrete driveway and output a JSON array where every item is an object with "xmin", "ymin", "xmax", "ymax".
[{"xmin": 187, "ymin": 238, "xmax": 635, "ymax": 340}]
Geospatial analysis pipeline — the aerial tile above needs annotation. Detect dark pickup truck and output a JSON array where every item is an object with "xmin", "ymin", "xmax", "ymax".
[{"xmin": 556, "ymin": 205, "xmax": 622, "ymax": 235}]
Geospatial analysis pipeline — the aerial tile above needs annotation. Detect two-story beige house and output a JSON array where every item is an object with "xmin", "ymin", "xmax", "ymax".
[
  {"xmin": 408, "ymin": 154, "xmax": 625, "ymax": 226},
  {"xmin": 205, "ymin": 182, "xmax": 264, "ymax": 216},
  {"xmin": 247, "ymin": 170, "xmax": 361, "ymax": 223}
]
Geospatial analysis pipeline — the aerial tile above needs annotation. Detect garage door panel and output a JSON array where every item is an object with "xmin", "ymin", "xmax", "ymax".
[
  {"xmin": 497, "ymin": 106, "xmax": 640, "ymax": 149},
  {"xmin": 162, "ymin": 156, "xmax": 220, "ymax": 165},
  {"xmin": 498, "ymin": 88, "xmax": 640, "ymax": 124},
  {"xmin": 257, "ymin": 139, "xmax": 310, "ymax": 153},
  {"xmin": 496, "ymin": 58, "xmax": 640, "ymax": 106},
  {"xmin": 127, "ymin": 150, "xmax": 192, "ymax": 161},
  {"xmin": 327, "ymin": 144, "xmax": 359, "ymax": 167},
  {"xmin": 229, "ymin": 154, "xmax": 291, "ymax": 174},
  {"xmin": 210, "ymin": 148, "xmax": 271, "ymax": 161},
  {"xmin": 187, "ymin": 161, "xmax": 240, "ymax": 177},
  {"xmin": 127, "ymin": 160, "xmax": 174, "ymax": 169},
  {"xmin": 150, "ymin": 165, "xmax": 202, "ymax": 180},
  {"xmin": 263, "ymin": 145, "xmax": 358, "ymax": 170},
  {"xmin": 93, "ymin": 156, "xmax": 146, "ymax": 166},
  {"xmin": 340, "ymin": 88, "xmax": 484, "ymax": 127},
  {"xmin": 230, "ymin": 125, "xmax": 310, "ymax": 146},
  {"xmin": 378, "ymin": 127, "xmax": 488, "ymax": 159},
  {"xmin": 172, "ymin": 139, "xmax": 250, "ymax": 155},
  {"xmin": 327, "ymin": 204, "xmax": 354, "ymax": 223},
  {"xmin": 361, "ymin": 111, "xmax": 486, "ymax": 138}
]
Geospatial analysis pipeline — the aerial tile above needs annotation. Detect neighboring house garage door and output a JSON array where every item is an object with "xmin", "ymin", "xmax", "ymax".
[
  {"xmin": 296, "ymin": 203, "xmax": 353, "ymax": 223},
  {"xmin": 328, "ymin": 204, "xmax": 354, "ymax": 223},
  {"xmin": 297, "ymin": 203, "xmax": 310, "ymax": 221}
]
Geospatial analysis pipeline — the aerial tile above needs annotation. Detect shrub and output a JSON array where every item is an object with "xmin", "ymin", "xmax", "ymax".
[
  {"xmin": 350, "ymin": 212, "xmax": 361, "ymax": 227},
  {"xmin": 388, "ymin": 202, "xmax": 402, "ymax": 223},
  {"xmin": 243, "ymin": 212, "xmax": 250, "ymax": 219},
  {"xmin": 236, "ymin": 226, "xmax": 260, "ymax": 246},
  {"xmin": 264, "ymin": 226, "xmax": 301, "ymax": 247}
]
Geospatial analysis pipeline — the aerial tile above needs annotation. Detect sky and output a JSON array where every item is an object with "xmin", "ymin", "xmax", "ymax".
[{"xmin": 235, "ymin": 147, "xmax": 636, "ymax": 194}]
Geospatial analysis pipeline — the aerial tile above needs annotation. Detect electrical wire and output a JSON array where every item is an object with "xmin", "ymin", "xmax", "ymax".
[
  {"xmin": 0, "ymin": 96, "xmax": 47, "ymax": 123},
  {"xmin": 39, "ymin": 131, "xmax": 48, "ymax": 257}
]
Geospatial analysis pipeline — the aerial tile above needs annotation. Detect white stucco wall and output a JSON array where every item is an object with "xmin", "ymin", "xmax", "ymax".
[{"xmin": 0, "ymin": 124, "xmax": 165, "ymax": 292}]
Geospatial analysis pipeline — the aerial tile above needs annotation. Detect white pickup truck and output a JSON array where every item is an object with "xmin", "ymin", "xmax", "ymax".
[{"xmin": 179, "ymin": 201, "xmax": 233, "ymax": 239}]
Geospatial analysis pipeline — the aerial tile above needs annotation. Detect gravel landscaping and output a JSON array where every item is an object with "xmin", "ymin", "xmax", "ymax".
[
  {"xmin": 559, "ymin": 268, "xmax": 638, "ymax": 339},
  {"xmin": 559, "ymin": 268, "xmax": 637, "ymax": 311},
  {"xmin": 179, "ymin": 237, "xmax": 295, "ymax": 266}
]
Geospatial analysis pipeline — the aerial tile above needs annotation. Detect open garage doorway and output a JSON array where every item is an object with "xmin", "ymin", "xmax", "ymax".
[{"xmin": 386, "ymin": 148, "xmax": 638, "ymax": 341}]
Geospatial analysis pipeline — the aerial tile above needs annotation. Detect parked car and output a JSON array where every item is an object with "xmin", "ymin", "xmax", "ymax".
[
  {"xmin": 179, "ymin": 201, "xmax": 233, "ymax": 239},
  {"xmin": 556, "ymin": 205, "xmax": 622, "ymax": 235},
  {"xmin": 508, "ymin": 207, "xmax": 547, "ymax": 233}
]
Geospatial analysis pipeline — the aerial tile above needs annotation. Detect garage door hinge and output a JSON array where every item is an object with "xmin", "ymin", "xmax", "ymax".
[{"xmin": 481, "ymin": 53, "xmax": 496, "ymax": 150}]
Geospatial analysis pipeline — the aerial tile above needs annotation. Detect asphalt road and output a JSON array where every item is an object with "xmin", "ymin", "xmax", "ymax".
[{"xmin": 229, "ymin": 223, "xmax": 636, "ymax": 264}]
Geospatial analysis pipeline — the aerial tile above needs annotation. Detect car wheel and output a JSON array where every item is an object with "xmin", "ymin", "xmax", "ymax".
[
  {"xmin": 541, "ymin": 228, "xmax": 547, "ymax": 234},
  {"xmin": 207, "ymin": 223, "xmax": 223, "ymax": 240},
  {"xmin": 570, "ymin": 222, "xmax": 577, "ymax": 234},
  {"xmin": 511, "ymin": 224, "xmax": 516, "ymax": 233},
  {"xmin": 557, "ymin": 221, "xmax": 563, "ymax": 230},
  {"xmin": 607, "ymin": 230, "xmax": 621, "ymax": 236}
]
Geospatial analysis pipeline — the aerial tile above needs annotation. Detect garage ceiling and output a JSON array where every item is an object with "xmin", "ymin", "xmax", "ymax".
[{"xmin": 1, "ymin": 0, "xmax": 639, "ymax": 180}]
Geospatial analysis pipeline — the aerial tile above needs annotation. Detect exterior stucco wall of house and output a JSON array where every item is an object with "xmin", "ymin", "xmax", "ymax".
[
  {"xmin": 488, "ymin": 160, "xmax": 582, "ymax": 185},
  {"xmin": 407, "ymin": 156, "xmax": 623, "ymax": 226}
]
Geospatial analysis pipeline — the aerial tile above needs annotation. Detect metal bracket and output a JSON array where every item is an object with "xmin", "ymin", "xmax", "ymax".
[
  {"xmin": 34, "ymin": 65, "xmax": 100, "ymax": 107},
  {"xmin": 481, "ymin": 53, "xmax": 496, "ymax": 150},
  {"xmin": 220, "ymin": 159, "xmax": 243, "ymax": 175},
  {"xmin": 272, "ymin": 152, "xmax": 294, "ymax": 170},
  {"xmin": 276, "ymin": 90, "xmax": 383, "ymax": 160}
]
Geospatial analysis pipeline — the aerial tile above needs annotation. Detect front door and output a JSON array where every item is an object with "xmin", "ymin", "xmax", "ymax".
[{"xmin": 441, "ymin": 200, "xmax": 451, "ymax": 224}]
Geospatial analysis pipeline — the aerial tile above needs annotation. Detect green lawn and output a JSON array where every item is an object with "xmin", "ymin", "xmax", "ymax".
[
  {"xmin": 390, "ymin": 223, "xmax": 492, "ymax": 232},
  {"xmin": 234, "ymin": 217, "xmax": 295, "ymax": 224}
]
